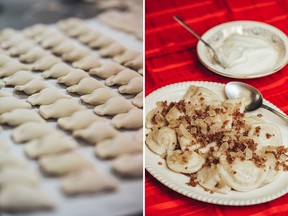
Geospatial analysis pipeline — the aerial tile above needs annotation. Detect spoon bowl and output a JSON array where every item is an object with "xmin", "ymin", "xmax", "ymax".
[{"xmin": 225, "ymin": 81, "xmax": 288, "ymax": 123}]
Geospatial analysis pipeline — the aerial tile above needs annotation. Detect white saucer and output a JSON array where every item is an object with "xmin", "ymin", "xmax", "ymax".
[{"xmin": 197, "ymin": 21, "xmax": 288, "ymax": 79}]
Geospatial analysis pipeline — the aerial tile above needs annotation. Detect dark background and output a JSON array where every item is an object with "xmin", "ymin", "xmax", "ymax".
[{"xmin": 0, "ymin": 0, "xmax": 102, "ymax": 29}]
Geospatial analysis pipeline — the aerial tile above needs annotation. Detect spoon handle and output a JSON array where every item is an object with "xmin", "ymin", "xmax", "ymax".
[
  {"xmin": 173, "ymin": 16, "xmax": 213, "ymax": 50},
  {"xmin": 261, "ymin": 104, "xmax": 288, "ymax": 123}
]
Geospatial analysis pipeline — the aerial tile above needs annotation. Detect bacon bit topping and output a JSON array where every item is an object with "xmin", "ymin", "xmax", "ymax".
[
  {"xmin": 158, "ymin": 162, "xmax": 162, "ymax": 165},
  {"xmin": 257, "ymin": 114, "xmax": 263, "ymax": 117},
  {"xmin": 266, "ymin": 133, "xmax": 272, "ymax": 139}
]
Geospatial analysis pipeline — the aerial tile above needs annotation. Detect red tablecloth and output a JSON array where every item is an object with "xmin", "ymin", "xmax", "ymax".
[{"xmin": 145, "ymin": 0, "xmax": 288, "ymax": 215}]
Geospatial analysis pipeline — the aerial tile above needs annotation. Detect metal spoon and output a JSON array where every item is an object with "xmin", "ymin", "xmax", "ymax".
[
  {"xmin": 225, "ymin": 81, "xmax": 288, "ymax": 123},
  {"xmin": 173, "ymin": 16, "xmax": 227, "ymax": 68}
]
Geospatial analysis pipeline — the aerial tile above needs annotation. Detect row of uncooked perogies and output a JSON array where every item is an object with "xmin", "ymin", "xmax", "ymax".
[
  {"xmin": 0, "ymin": 140, "xmax": 55, "ymax": 211},
  {"xmin": 57, "ymin": 18, "xmax": 143, "ymax": 71},
  {"xmin": 0, "ymin": 28, "xmax": 143, "ymax": 99},
  {"xmin": 0, "ymin": 55, "xmax": 142, "ymax": 116},
  {"xmin": 0, "ymin": 30, "xmax": 143, "ymax": 103}
]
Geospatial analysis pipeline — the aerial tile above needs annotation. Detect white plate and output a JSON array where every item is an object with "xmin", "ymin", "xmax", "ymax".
[
  {"xmin": 145, "ymin": 81, "xmax": 288, "ymax": 206},
  {"xmin": 197, "ymin": 21, "xmax": 288, "ymax": 79}
]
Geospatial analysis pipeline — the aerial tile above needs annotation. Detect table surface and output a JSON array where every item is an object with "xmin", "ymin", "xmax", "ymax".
[{"xmin": 145, "ymin": 0, "xmax": 288, "ymax": 215}]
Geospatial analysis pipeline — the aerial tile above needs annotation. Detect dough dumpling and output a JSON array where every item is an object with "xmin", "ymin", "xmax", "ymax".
[
  {"xmin": 62, "ymin": 48, "xmax": 91, "ymax": 62},
  {"xmin": 80, "ymin": 87, "xmax": 115, "ymax": 105},
  {"xmin": 118, "ymin": 76, "xmax": 143, "ymax": 94},
  {"xmin": 41, "ymin": 34, "xmax": 66, "ymax": 49},
  {"xmin": 0, "ymin": 97, "xmax": 31, "ymax": 114},
  {"xmin": 19, "ymin": 46, "xmax": 47, "ymax": 63},
  {"xmin": 27, "ymin": 88, "xmax": 71, "ymax": 105},
  {"xmin": 0, "ymin": 54, "xmax": 11, "ymax": 66},
  {"xmin": 23, "ymin": 24, "xmax": 47, "ymax": 38},
  {"xmin": 57, "ymin": 69, "xmax": 89, "ymax": 86},
  {"xmin": 51, "ymin": 41, "xmax": 75, "ymax": 56},
  {"xmin": 113, "ymin": 50, "xmax": 141, "ymax": 64},
  {"xmin": 111, "ymin": 153, "xmax": 143, "ymax": 178},
  {"xmin": 39, "ymin": 152, "xmax": 93, "ymax": 176},
  {"xmin": 73, "ymin": 122, "xmax": 118, "ymax": 144},
  {"xmin": 0, "ymin": 28, "xmax": 17, "ymax": 40},
  {"xmin": 0, "ymin": 61, "xmax": 31, "ymax": 77},
  {"xmin": 12, "ymin": 122, "xmax": 55, "ymax": 143},
  {"xmin": 0, "ymin": 108, "xmax": 45, "ymax": 126},
  {"xmin": 124, "ymin": 54, "xmax": 143, "ymax": 70},
  {"xmin": 88, "ymin": 35, "xmax": 114, "ymax": 49},
  {"xmin": 95, "ymin": 134, "xmax": 142, "ymax": 159},
  {"xmin": 15, "ymin": 79, "xmax": 48, "ymax": 95},
  {"xmin": 1, "ymin": 34, "xmax": 25, "ymax": 49},
  {"xmin": 33, "ymin": 55, "xmax": 60, "ymax": 71},
  {"xmin": 78, "ymin": 31, "xmax": 102, "ymax": 44},
  {"xmin": 9, "ymin": 42, "xmax": 34, "ymax": 56},
  {"xmin": 0, "ymin": 153, "xmax": 28, "ymax": 169},
  {"xmin": 89, "ymin": 62, "xmax": 125, "ymax": 79},
  {"xmin": 0, "ymin": 184, "xmax": 55, "ymax": 211},
  {"xmin": 99, "ymin": 42, "xmax": 125, "ymax": 57},
  {"xmin": 58, "ymin": 110, "xmax": 105, "ymax": 131},
  {"xmin": 39, "ymin": 98, "xmax": 84, "ymax": 119},
  {"xmin": 67, "ymin": 77, "xmax": 104, "ymax": 95},
  {"xmin": 132, "ymin": 91, "xmax": 143, "ymax": 108},
  {"xmin": 105, "ymin": 69, "xmax": 141, "ymax": 86},
  {"xmin": 41, "ymin": 62, "xmax": 71, "ymax": 79},
  {"xmin": 60, "ymin": 169, "xmax": 118, "ymax": 195},
  {"xmin": 72, "ymin": 55, "xmax": 101, "ymax": 71},
  {"xmin": 57, "ymin": 18, "xmax": 82, "ymax": 31},
  {"xmin": 94, "ymin": 96, "xmax": 135, "ymax": 116},
  {"xmin": 0, "ymin": 167, "xmax": 40, "ymax": 187},
  {"xmin": 25, "ymin": 132, "xmax": 77, "ymax": 159},
  {"xmin": 66, "ymin": 25, "xmax": 90, "ymax": 37},
  {"xmin": 112, "ymin": 108, "xmax": 143, "ymax": 129},
  {"xmin": 3, "ymin": 71, "xmax": 34, "ymax": 86}
]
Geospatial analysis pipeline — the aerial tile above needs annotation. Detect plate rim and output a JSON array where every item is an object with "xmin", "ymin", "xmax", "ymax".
[
  {"xmin": 196, "ymin": 20, "xmax": 288, "ymax": 79},
  {"xmin": 145, "ymin": 81, "xmax": 288, "ymax": 206}
]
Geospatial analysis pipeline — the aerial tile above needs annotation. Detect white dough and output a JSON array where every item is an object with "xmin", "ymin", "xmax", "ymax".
[
  {"xmin": 66, "ymin": 25, "xmax": 90, "ymax": 37},
  {"xmin": 57, "ymin": 69, "xmax": 89, "ymax": 86},
  {"xmin": 39, "ymin": 151, "xmax": 93, "ymax": 176},
  {"xmin": 73, "ymin": 122, "xmax": 119, "ymax": 144},
  {"xmin": 0, "ymin": 97, "xmax": 31, "ymax": 114},
  {"xmin": 0, "ymin": 153, "xmax": 28, "ymax": 169},
  {"xmin": 62, "ymin": 48, "xmax": 91, "ymax": 62},
  {"xmin": 41, "ymin": 34, "xmax": 66, "ymax": 48},
  {"xmin": 23, "ymin": 24, "xmax": 47, "ymax": 38},
  {"xmin": 132, "ymin": 91, "xmax": 143, "ymax": 108},
  {"xmin": 51, "ymin": 41, "xmax": 75, "ymax": 56},
  {"xmin": 124, "ymin": 53, "xmax": 143, "ymax": 70},
  {"xmin": 19, "ymin": 46, "xmax": 47, "ymax": 63},
  {"xmin": 105, "ymin": 68, "xmax": 141, "ymax": 86},
  {"xmin": 78, "ymin": 31, "xmax": 102, "ymax": 44},
  {"xmin": 94, "ymin": 96, "xmax": 135, "ymax": 116},
  {"xmin": 0, "ymin": 184, "xmax": 55, "ymax": 211},
  {"xmin": 99, "ymin": 42, "xmax": 125, "ymax": 57},
  {"xmin": 80, "ymin": 87, "xmax": 116, "ymax": 105},
  {"xmin": 88, "ymin": 35, "xmax": 114, "ymax": 49},
  {"xmin": 58, "ymin": 110, "xmax": 105, "ymax": 131},
  {"xmin": 0, "ymin": 54, "xmax": 11, "ymax": 66},
  {"xmin": 89, "ymin": 62, "xmax": 125, "ymax": 78},
  {"xmin": 9, "ymin": 42, "xmax": 34, "ymax": 56},
  {"xmin": 39, "ymin": 98, "xmax": 84, "ymax": 119},
  {"xmin": 12, "ymin": 122, "xmax": 55, "ymax": 143},
  {"xmin": 72, "ymin": 55, "xmax": 101, "ymax": 70},
  {"xmin": 112, "ymin": 108, "xmax": 143, "ymax": 129},
  {"xmin": 113, "ymin": 50, "xmax": 141, "ymax": 64},
  {"xmin": 15, "ymin": 79, "xmax": 48, "ymax": 95},
  {"xmin": 1, "ymin": 34, "xmax": 25, "ymax": 49},
  {"xmin": 60, "ymin": 169, "xmax": 118, "ymax": 195},
  {"xmin": 25, "ymin": 132, "xmax": 77, "ymax": 159},
  {"xmin": 0, "ymin": 167, "xmax": 40, "ymax": 187},
  {"xmin": 118, "ymin": 76, "xmax": 143, "ymax": 94},
  {"xmin": 0, "ymin": 108, "xmax": 45, "ymax": 126},
  {"xmin": 0, "ymin": 139, "xmax": 9, "ymax": 152},
  {"xmin": 0, "ymin": 61, "xmax": 31, "ymax": 77},
  {"xmin": 111, "ymin": 153, "xmax": 143, "ymax": 178},
  {"xmin": 27, "ymin": 87, "xmax": 71, "ymax": 106},
  {"xmin": 33, "ymin": 55, "xmax": 60, "ymax": 71},
  {"xmin": 95, "ymin": 134, "xmax": 142, "ymax": 159},
  {"xmin": 3, "ymin": 70, "xmax": 34, "ymax": 86},
  {"xmin": 67, "ymin": 77, "xmax": 104, "ymax": 95},
  {"xmin": 41, "ymin": 62, "xmax": 71, "ymax": 79}
]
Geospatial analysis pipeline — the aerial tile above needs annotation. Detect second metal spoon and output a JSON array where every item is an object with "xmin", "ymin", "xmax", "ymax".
[{"xmin": 225, "ymin": 81, "xmax": 288, "ymax": 123}]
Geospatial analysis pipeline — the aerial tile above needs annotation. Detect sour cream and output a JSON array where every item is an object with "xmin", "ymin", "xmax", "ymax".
[{"xmin": 216, "ymin": 34, "xmax": 279, "ymax": 75}]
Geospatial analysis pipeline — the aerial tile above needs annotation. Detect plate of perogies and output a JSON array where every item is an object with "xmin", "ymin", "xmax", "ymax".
[{"xmin": 145, "ymin": 81, "xmax": 288, "ymax": 206}]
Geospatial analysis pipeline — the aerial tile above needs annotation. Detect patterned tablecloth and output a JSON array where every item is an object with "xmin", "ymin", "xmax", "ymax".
[{"xmin": 145, "ymin": 0, "xmax": 288, "ymax": 215}]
